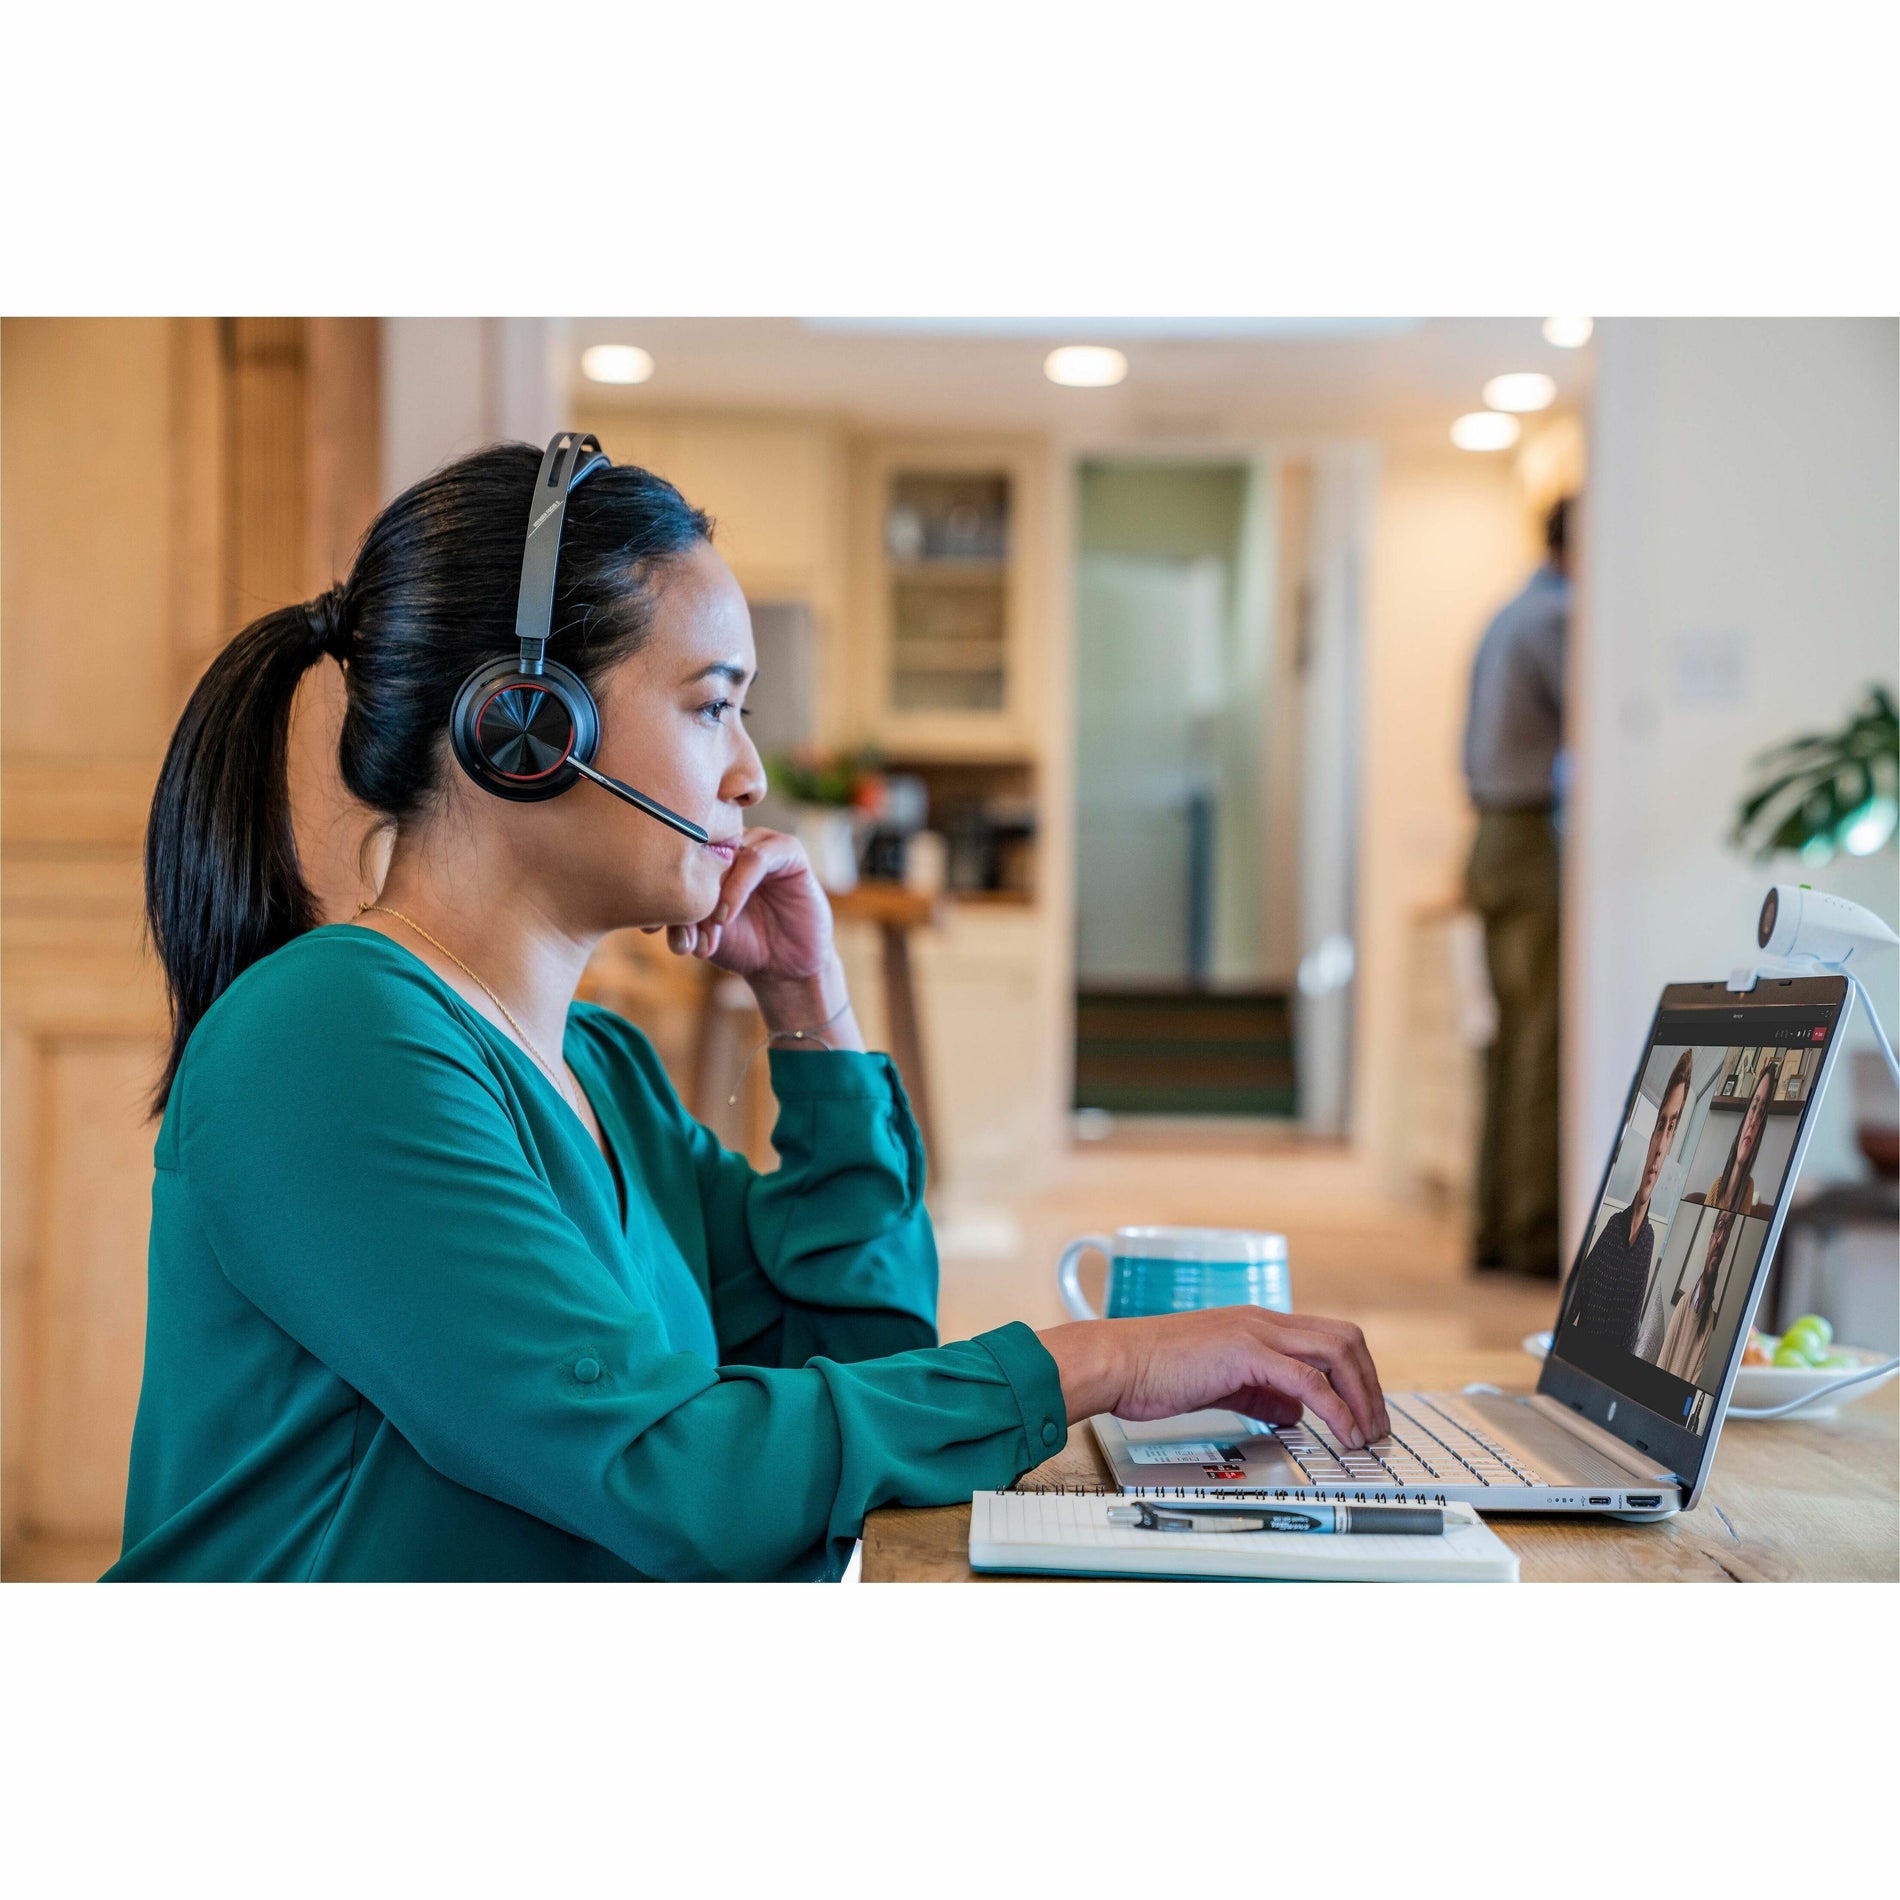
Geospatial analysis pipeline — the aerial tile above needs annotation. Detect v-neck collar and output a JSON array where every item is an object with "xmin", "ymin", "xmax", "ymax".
[{"xmin": 325, "ymin": 923, "xmax": 631, "ymax": 1233}]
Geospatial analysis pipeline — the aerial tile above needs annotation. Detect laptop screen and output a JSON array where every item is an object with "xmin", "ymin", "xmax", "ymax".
[{"xmin": 1551, "ymin": 983, "xmax": 1847, "ymax": 1437}]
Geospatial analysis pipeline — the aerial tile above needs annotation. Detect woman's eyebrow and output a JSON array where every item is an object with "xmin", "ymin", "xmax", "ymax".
[{"xmin": 683, "ymin": 660, "xmax": 751, "ymax": 687}]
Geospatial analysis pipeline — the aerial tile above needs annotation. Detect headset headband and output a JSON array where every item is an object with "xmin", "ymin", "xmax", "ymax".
[{"xmin": 513, "ymin": 431, "xmax": 610, "ymax": 675}]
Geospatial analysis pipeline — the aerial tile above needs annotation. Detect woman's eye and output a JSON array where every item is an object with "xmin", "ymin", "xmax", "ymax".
[{"xmin": 699, "ymin": 698, "xmax": 734, "ymax": 723}]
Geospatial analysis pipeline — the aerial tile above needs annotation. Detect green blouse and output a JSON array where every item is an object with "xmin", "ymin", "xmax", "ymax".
[{"xmin": 105, "ymin": 925, "xmax": 1067, "ymax": 1582}]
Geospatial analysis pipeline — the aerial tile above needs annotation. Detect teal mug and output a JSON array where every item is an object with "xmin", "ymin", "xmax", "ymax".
[{"xmin": 1056, "ymin": 1225, "xmax": 1291, "ymax": 1321}]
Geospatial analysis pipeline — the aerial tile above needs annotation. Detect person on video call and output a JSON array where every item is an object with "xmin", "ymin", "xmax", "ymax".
[
  {"xmin": 107, "ymin": 442, "xmax": 1388, "ymax": 1583},
  {"xmin": 1566, "ymin": 1049, "xmax": 1694, "ymax": 1351},
  {"xmin": 1655, "ymin": 1208, "xmax": 1736, "ymax": 1385},
  {"xmin": 1464, "ymin": 496, "xmax": 1573, "ymax": 1279},
  {"xmin": 1694, "ymin": 1057, "xmax": 1780, "ymax": 1218}
]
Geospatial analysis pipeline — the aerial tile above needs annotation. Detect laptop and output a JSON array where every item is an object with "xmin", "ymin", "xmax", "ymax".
[{"xmin": 1094, "ymin": 973, "xmax": 1854, "ymax": 1518}]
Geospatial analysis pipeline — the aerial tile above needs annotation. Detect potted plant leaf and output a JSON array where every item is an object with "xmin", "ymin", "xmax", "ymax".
[
  {"xmin": 1731, "ymin": 685, "xmax": 1898, "ymax": 864},
  {"xmin": 770, "ymin": 745, "xmax": 887, "ymax": 893}
]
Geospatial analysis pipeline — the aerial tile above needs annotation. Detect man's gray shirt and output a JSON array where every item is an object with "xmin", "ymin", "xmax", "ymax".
[{"xmin": 1463, "ymin": 563, "xmax": 1569, "ymax": 808}]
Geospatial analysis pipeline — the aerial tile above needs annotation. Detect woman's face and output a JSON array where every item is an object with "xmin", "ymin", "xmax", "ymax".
[
  {"xmin": 504, "ymin": 541, "xmax": 767, "ymax": 933},
  {"xmin": 1739, "ymin": 1072, "xmax": 1773, "ymax": 1156},
  {"xmin": 1701, "ymin": 1213, "xmax": 1733, "ymax": 1291}
]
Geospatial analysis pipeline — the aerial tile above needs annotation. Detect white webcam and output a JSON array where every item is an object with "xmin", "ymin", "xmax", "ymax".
[
  {"xmin": 1733, "ymin": 884, "xmax": 1898, "ymax": 1091},
  {"xmin": 1756, "ymin": 884, "xmax": 1900, "ymax": 968}
]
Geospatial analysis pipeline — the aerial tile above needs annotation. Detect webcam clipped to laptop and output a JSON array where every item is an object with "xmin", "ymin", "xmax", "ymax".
[{"xmin": 1094, "ymin": 971, "xmax": 1855, "ymax": 1517}]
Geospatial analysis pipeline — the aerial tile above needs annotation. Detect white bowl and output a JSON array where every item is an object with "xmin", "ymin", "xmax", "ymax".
[{"xmin": 1518, "ymin": 1332, "xmax": 1892, "ymax": 1420}]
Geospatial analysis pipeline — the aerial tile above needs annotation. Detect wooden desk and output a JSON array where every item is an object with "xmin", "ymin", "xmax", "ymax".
[{"xmin": 861, "ymin": 1348, "xmax": 1900, "ymax": 1582}]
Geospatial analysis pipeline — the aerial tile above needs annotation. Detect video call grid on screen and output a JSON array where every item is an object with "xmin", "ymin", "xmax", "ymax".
[{"xmin": 1554, "ymin": 1001, "xmax": 1839, "ymax": 1434}]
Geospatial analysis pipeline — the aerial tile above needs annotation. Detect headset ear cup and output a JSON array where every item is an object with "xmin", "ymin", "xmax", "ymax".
[{"xmin": 449, "ymin": 658, "xmax": 600, "ymax": 802}]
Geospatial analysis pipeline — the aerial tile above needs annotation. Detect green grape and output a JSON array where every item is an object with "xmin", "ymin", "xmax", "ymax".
[
  {"xmin": 1772, "ymin": 1345, "xmax": 1813, "ymax": 1368},
  {"xmin": 1781, "ymin": 1322, "xmax": 1827, "ymax": 1361},
  {"xmin": 1789, "ymin": 1313, "xmax": 1834, "ymax": 1347},
  {"xmin": 1821, "ymin": 1350, "xmax": 1856, "ymax": 1370}
]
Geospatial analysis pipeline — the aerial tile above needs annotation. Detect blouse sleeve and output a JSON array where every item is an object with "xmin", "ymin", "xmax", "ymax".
[
  {"xmin": 177, "ymin": 957, "xmax": 1067, "ymax": 1580},
  {"xmin": 680, "ymin": 1044, "xmax": 945, "ymax": 1369}
]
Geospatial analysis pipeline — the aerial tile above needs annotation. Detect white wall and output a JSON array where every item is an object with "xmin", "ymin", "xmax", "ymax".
[
  {"xmin": 381, "ymin": 318, "xmax": 568, "ymax": 501},
  {"xmin": 1356, "ymin": 449, "xmax": 1532, "ymax": 1191},
  {"xmin": 1570, "ymin": 319, "xmax": 1900, "ymax": 1245}
]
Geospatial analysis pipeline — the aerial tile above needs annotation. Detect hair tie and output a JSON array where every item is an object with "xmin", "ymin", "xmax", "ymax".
[{"xmin": 303, "ymin": 587, "xmax": 353, "ymax": 664}]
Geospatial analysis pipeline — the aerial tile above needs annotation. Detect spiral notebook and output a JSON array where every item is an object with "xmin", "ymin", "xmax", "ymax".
[{"xmin": 969, "ymin": 1488, "xmax": 1519, "ymax": 1582}]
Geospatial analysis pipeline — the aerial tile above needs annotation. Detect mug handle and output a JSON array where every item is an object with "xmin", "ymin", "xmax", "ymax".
[{"xmin": 1057, "ymin": 1235, "xmax": 1115, "ymax": 1321}]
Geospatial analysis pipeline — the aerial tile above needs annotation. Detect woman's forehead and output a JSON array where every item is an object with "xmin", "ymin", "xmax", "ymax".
[{"xmin": 630, "ymin": 544, "xmax": 756, "ymax": 677}]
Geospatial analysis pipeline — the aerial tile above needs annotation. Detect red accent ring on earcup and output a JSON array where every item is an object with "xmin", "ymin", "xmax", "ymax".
[
  {"xmin": 449, "ymin": 657, "xmax": 599, "ymax": 803},
  {"xmin": 473, "ymin": 682, "xmax": 575, "ymax": 780}
]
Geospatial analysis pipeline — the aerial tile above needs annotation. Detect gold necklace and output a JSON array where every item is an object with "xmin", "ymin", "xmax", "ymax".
[{"xmin": 355, "ymin": 901, "xmax": 577, "ymax": 1111}]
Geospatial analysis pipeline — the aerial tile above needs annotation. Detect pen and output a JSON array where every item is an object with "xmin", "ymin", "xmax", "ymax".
[{"xmin": 1105, "ymin": 1500, "xmax": 1462, "ymax": 1536}]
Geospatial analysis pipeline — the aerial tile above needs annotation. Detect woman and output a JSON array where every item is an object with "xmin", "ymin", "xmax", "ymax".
[
  {"xmin": 1700, "ymin": 1058, "xmax": 1779, "ymax": 1217},
  {"xmin": 1655, "ymin": 1209, "xmax": 1735, "ymax": 1385},
  {"xmin": 109, "ymin": 443, "xmax": 1386, "ymax": 1582}
]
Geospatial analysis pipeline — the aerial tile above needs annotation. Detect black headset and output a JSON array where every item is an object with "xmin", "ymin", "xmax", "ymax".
[{"xmin": 447, "ymin": 431, "xmax": 710, "ymax": 843}]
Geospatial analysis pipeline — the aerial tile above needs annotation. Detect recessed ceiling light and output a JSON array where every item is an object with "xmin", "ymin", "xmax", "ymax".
[
  {"xmin": 1542, "ymin": 316, "xmax": 1594, "ymax": 349},
  {"xmin": 1044, "ymin": 345, "xmax": 1128, "ymax": 388},
  {"xmin": 581, "ymin": 344, "xmax": 655, "ymax": 386},
  {"xmin": 1482, "ymin": 372, "xmax": 1557, "ymax": 413},
  {"xmin": 1451, "ymin": 411, "xmax": 1521, "ymax": 452}
]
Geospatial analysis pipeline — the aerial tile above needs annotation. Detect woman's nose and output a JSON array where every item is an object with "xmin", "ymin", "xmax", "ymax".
[{"xmin": 725, "ymin": 726, "xmax": 767, "ymax": 809}]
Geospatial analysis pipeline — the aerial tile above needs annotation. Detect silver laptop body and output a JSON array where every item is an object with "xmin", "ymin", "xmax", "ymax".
[{"xmin": 1093, "ymin": 974, "xmax": 1855, "ymax": 1520}]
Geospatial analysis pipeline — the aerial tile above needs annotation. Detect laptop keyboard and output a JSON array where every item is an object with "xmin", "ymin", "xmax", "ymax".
[{"xmin": 1275, "ymin": 1395, "xmax": 1548, "ymax": 1490}]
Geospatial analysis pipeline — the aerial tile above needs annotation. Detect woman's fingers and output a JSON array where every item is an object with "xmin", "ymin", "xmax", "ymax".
[
  {"xmin": 1257, "ymin": 1316, "xmax": 1388, "ymax": 1441},
  {"xmin": 666, "ymin": 922, "xmax": 723, "ymax": 959},
  {"xmin": 710, "ymin": 838, "xmax": 775, "ymax": 927},
  {"xmin": 1240, "ymin": 1343, "xmax": 1362, "ymax": 1446}
]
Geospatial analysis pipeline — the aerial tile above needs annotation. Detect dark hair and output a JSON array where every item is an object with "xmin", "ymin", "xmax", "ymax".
[
  {"xmin": 143, "ymin": 442, "xmax": 712, "ymax": 1114},
  {"xmin": 1545, "ymin": 495, "xmax": 1572, "ymax": 557},
  {"xmin": 1659, "ymin": 1048, "xmax": 1695, "ymax": 1118}
]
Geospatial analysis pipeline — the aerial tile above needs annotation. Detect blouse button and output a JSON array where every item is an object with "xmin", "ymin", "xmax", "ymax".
[
  {"xmin": 574, "ymin": 1357, "xmax": 602, "ymax": 1384},
  {"xmin": 1041, "ymin": 1420, "xmax": 1061, "ymax": 1448}
]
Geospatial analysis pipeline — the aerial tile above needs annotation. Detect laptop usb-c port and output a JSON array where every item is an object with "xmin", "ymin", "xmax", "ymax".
[{"xmin": 1587, "ymin": 1495, "xmax": 1612, "ymax": 1506}]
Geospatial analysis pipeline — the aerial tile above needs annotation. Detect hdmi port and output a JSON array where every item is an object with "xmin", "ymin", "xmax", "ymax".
[
  {"xmin": 1587, "ymin": 1495, "xmax": 1612, "ymax": 1506},
  {"xmin": 1626, "ymin": 1494, "xmax": 1661, "ymax": 1508}
]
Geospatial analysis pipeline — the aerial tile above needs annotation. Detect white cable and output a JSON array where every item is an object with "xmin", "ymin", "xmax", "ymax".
[
  {"xmin": 1845, "ymin": 968, "xmax": 1900, "ymax": 1090},
  {"xmin": 1726, "ymin": 1356, "xmax": 1900, "ymax": 1419}
]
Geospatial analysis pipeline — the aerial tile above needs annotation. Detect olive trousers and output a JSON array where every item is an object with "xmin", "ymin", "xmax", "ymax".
[{"xmin": 1467, "ymin": 807, "xmax": 1561, "ymax": 1277}]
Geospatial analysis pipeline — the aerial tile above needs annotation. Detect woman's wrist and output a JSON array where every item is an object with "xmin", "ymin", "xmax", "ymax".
[
  {"xmin": 748, "ymin": 954, "xmax": 854, "ymax": 1041},
  {"xmin": 1034, "ymin": 1321, "xmax": 1127, "ymax": 1424}
]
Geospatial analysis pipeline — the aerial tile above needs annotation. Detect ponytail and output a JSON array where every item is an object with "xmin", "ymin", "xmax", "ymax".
[{"xmin": 143, "ymin": 599, "xmax": 339, "ymax": 1115}]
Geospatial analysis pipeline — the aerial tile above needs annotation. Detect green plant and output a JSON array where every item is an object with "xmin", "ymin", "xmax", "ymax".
[
  {"xmin": 770, "ymin": 744, "xmax": 885, "ymax": 809},
  {"xmin": 1733, "ymin": 685, "xmax": 1898, "ymax": 864}
]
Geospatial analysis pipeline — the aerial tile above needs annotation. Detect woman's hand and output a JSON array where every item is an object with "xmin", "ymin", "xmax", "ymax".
[
  {"xmin": 1036, "ymin": 1306, "xmax": 1390, "ymax": 1448},
  {"xmin": 659, "ymin": 827, "xmax": 834, "ymax": 982},
  {"xmin": 655, "ymin": 828, "xmax": 865, "ymax": 1050}
]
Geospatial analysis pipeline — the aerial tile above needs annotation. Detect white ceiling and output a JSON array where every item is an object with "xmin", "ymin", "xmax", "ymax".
[{"xmin": 562, "ymin": 317, "xmax": 1592, "ymax": 457}]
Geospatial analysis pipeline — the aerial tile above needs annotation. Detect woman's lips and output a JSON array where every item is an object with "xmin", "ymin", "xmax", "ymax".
[{"xmin": 702, "ymin": 837, "xmax": 738, "ymax": 863}]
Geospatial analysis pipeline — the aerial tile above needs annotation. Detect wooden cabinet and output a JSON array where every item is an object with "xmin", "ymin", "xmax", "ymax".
[
  {"xmin": 847, "ymin": 435, "xmax": 1048, "ymax": 760},
  {"xmin": 835, "ymin": 902, "xmax": 1050, "ymax": 1193},
  {"xmin": 0, "ymin": 317, "xmax": 381, "ymax": 1580},
  {"xmin": 571, "ymin": 407, "xmax": 855, "ymax": 747}
]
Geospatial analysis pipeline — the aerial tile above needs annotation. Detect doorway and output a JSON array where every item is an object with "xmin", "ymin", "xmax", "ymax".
[{"xmin": 1071, "ymin": 453, "xmax": 1365, "ymax": 1134}]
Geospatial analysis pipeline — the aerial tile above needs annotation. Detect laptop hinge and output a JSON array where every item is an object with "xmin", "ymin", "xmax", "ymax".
[{"xmin": 1526, "ymin": 1394, "xmax": 1681, "ymax": 1486}]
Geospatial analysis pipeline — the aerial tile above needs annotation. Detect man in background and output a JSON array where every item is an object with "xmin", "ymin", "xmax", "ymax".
[{"xmin": 1463, "ymin": 496, "xmax": 1572, "ymax": 1279}]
